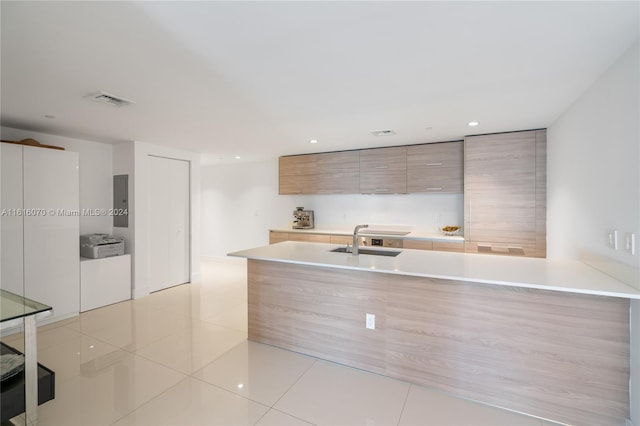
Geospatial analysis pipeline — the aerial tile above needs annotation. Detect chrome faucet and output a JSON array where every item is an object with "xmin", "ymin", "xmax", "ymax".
[{"xmin": 352, "ymin": 224, "xmax": 369, "ymax": 255}]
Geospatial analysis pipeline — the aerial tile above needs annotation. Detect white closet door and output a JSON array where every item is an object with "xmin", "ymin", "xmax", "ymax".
[
  {"xmin": 0, "ymin": 143, "xmax": 24, "ymax": 295},
  {"xmin": 148, "ymin": 156, "xmax": 190, "ymax": 292},
  {"xmin": 23, "ymin": 146, "xmax": 79, "ymax": 318}
]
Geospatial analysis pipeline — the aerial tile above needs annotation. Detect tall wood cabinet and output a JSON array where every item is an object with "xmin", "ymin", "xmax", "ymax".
[
  {"xmin": 464, "ymin": 129, "xmax": 546, "ymax": 257},
  {"xmin": 1, "ymin": 143, "xmax": 80, "ymax": 322}
]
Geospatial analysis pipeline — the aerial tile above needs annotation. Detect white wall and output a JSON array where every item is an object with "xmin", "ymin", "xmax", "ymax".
[
  {"xmin": 548, "ymin": 41, "xmax": 639, "ymax": 426},
  {"xmin": 113, "ymin": 142, "xmax": 135, "ymax": 256},
  {"xmin": 1, "ymin": 127, "xmax": 114, "ymax": 235},
  {"xmin": 201, "ymin": 159, "xmax": 463, "ymax": 257},
  {"xmin": 113, "ymin": 141, "xmax": 201, "ymax": 298},
  {"xmin": 202, "ymin": 160, "xmax": 288, "ymax": 256},
  {"xmin": 547, "ymin": 42, "xmax": 640, "ymax": 271},
  {"xmin": 111, "ymin": 142, "xmax": 136, "ymax": 301}
]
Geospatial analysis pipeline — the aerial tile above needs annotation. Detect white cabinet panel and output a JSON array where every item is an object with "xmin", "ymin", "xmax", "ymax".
[
  {"xmin": 80, "ymin": 255, "xmax": 131, "ymax": 312},
  {"xmin": 23, "ymin": 146, "xmax": 80, "ymax": 320},
  {"xmin": 167, "ymin": 159, "xmax": 190, "ymax": 287},
  {"xmin": 1, "ymin": 144, "xmax": 24, "ymax": 295}
]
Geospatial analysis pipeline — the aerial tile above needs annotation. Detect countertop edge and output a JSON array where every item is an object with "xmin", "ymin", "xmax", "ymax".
[
  {"xmin": 229, "ymin": 242, "xmax": 640, "ymax": 300},
  {"xmin": 269, "ymin": 228, "xmax": 464, "ymax": 242}
]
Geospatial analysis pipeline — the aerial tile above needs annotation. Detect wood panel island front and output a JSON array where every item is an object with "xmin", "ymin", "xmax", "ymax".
[{"xmin": 229, "ymin": 241, "xmax": 639, "ymax": 426}]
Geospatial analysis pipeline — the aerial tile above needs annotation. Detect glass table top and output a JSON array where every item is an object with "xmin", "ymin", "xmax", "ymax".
[{"xmin": 0, "ymin": 289, "xmax": 52, "ymax": 323}]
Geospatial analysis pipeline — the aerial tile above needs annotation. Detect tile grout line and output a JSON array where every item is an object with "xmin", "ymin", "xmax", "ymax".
[
  {"xmin": 107, "ymin": 375, "xmax": 192, "ymax": 426},
  {"xmin": 396, "ymin": 383, "xmax": 413, "ymax": 426},
  {"xmin": 254, "ymin": 407, "xmax": 319, "ymax": 426},
  {"xmin": 266, "ymin": 358, "xmax": 319, "ymax": 415}
]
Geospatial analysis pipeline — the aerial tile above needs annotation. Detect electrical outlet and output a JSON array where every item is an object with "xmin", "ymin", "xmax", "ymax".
[
  {"xmin": 606, "ymin": 229, "xmax": 618, "ymax": 250},
  {"xmin": 624, "ymin": 232, "xmax": 636, "ymax": 255},
  {"xmin": 365, "ymin": 313, "xmax": 375, "ymax": 330}
]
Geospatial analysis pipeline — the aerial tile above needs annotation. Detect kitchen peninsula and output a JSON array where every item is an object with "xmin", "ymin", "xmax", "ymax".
[{"xmin": 229, "ymin": 241, "xmax": 638, "ymax": 426}]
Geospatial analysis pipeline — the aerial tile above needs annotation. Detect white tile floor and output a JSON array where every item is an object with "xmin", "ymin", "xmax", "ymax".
[{"xmin": 2, "ymin": 257, "xmax": 564, "ymax": 426}]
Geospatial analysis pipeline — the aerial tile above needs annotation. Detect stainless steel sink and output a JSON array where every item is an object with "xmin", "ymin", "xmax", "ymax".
[{"xmin": 330, "ymin": 247, "xmax": 402, "ymax": 257}]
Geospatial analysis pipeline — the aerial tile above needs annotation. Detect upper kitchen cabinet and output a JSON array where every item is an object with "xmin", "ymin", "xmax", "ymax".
[
  {"xmin": 359, "ymin": 146, "xmax": 407, "ymax": 194},
  {"xmin": 316, "ymin": 151, "xmax": 360, "ymax": 194},
  {"xmin": 464, "ymin": 129, "xmax": 546, "ymax": 258},
  {"xmin": 279, "ymin": 155, "xmax": 316, "ymax": 194},
  {"xmin": 407, "ymin": 141, "xmax": 463, "ymax": 193}
]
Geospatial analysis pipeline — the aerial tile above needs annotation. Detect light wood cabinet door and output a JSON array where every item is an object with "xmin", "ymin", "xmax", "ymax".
[
  {"xmin": 432, "ymin": 241, "xmax": 465, "ymax": 252},
  {"xmin": 403, "ymin": 239, "xmax": 464, "ymax": 252},
  {"xmin": 279, "ymin": 155, "xmax": 316, "ymax": 194},
  {"xmin": 287, "ymin": 233, "xmax": 331, "ymax": 243},
  {"xmin": 269, "ymin": 231, "xmax": 289, "ymax": 244},
  {"xmin": 402, "ymin": 240, "xmax": 433, "ymax": 250},
  {"xmin": 359, "ymin": 146, "xmax": 407, "ymax": 194},
  {"xmin": 316, "ymin": 151, "xmax": 360, "ymax": 194},
  {"xmin": 464, "ymin": 129, "xmax": 546, "ymax": 257},
  {"xmin": 407, "ymin": 141, "xmax": 463, "ymax": 193},
  {"xmin": 330, "ymin": 235, "xmax": 353, "ymax": 245},
  {"xmin": 269, "ymin": 231, "xmax": 344, "ymax": 245}
]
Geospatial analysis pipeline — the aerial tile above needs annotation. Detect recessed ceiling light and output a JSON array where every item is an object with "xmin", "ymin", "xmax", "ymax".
[
  {"xmin": 371, "ymin": 129, "xmax": 396, "ymax": 137},
  {"xmin": 309, "ymin": 139, "xmax": 318, "ymax": 144},
  {"xmin": 468, "ymin": 121, "xmax": 480, "ymax": 127},
  {"xmin": 234, "ymin": 156, "xmax": 241, "ymax": 159}
]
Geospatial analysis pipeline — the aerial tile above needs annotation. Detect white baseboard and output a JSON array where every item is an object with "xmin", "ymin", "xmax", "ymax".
[
  {"xmin": 38, "ymin": 311, "xmax": 78, "ymax": 327},
  {"xmin": 133, "ymin": 285, "xmax": 150, "ymax": 299}
]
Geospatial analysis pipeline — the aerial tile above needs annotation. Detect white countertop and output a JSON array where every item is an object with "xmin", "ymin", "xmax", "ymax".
[
  {"xmin": 270, "ymin": 227, "xmax": 465, "ymax": 243},
  {"xmin": 229, "ymin": 241, "xmax": 640, "ymax": 299}
]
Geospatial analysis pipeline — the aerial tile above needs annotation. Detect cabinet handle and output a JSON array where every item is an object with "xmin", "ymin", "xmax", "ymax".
[
  {"xmin": 478, "ymin": 244, "xmax": 526, "ymax": 256},
  {"xmin": 375, "ymin": 188, "xmax": 390, "ymax": 192},
  {"xmin": 374, "ymin": 166, "xmax": 389, "ymax": 169},
  {"xmin": 426, "ymin": 187, "xmax": 443, "ymax": 191},
  {"xmin": 426, "ymin": 162, "xmax": 443, "ymax": 166}
]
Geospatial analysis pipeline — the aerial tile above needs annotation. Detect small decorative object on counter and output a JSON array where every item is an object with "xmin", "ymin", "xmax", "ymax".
[
  {"xmin": 440, "ymin": 226, "xmax": 461, "ymax": 236},
  {"xmin": 292, "ymin": 207, "xmax": 314, "ymax": 229}
]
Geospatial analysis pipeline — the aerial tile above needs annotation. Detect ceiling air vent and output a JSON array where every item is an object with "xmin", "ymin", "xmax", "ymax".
[
  {"xmin": 370, "ymin": 129, "xmax": 396, "ymax": 137},
  {"xmin": 85, "ymin": 91, "xmax": 135, "ymax": 107}
]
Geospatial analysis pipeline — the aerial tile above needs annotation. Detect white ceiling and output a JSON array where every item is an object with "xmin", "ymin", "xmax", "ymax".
[{"xmin": 1, "ymin": 1, "xmax": 638, "ymax": 164}]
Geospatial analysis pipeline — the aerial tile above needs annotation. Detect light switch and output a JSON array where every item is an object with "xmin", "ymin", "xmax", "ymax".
[
  {"xmin": 606, "ymin": 229, "xmax": 618, "ymax": 250},
  {"xmin": 624, "ymin": 232, "xmax": 636, "ymax": 255}
]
